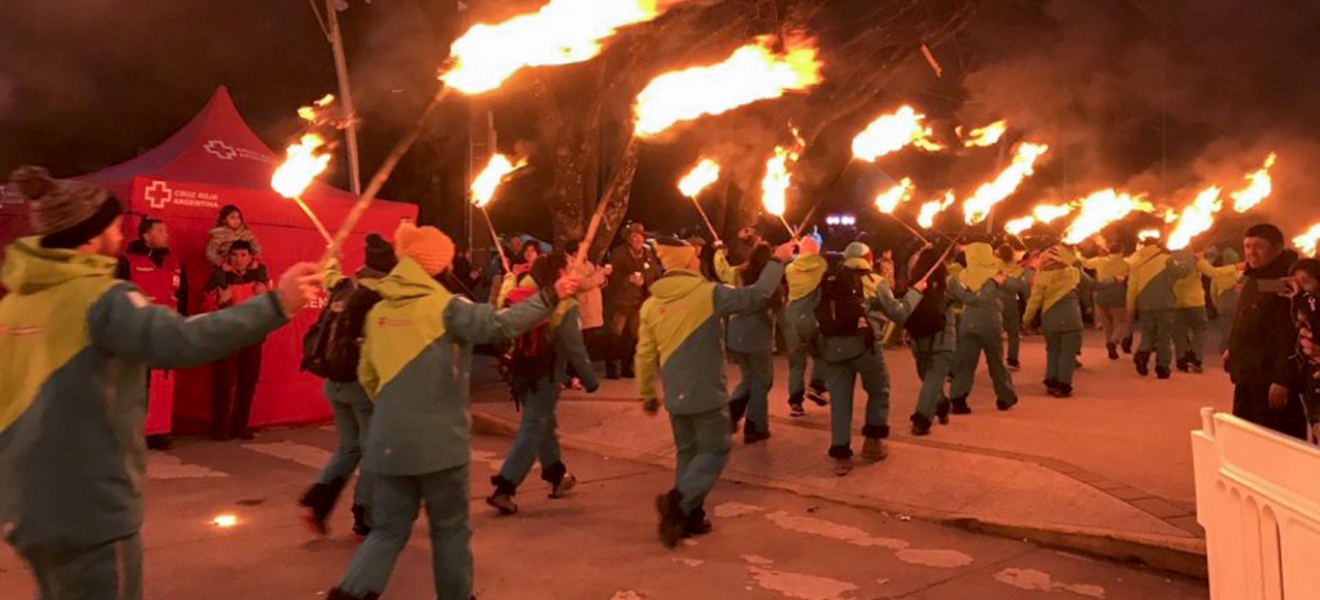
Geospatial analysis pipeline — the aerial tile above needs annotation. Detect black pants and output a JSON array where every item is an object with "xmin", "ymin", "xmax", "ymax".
[
  {"xmin": 1232, "ymin": 379, "xmax": 1308, "ymax": 440},
  {"xmin": 213, "ymin": 343, "xmax": 263, "ymax": 438}
]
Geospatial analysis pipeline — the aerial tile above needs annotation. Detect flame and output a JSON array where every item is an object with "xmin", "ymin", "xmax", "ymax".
[
  {"xmin": 851, "ymin": 106, "xmax": 943, "ymax": 162},
  {"xmin": 1166, "ymin": 186, "xmax": 1223, "ymax": 251},
  {"xmin": 1230, "ymin": 153, "xmax": 1277, "ymax": 213},
  {"xmin": 212, "ymin": 514, "xmax": 238, "ymax": 528},
  {"xmin": 272, "ymin": 133, "xmax": 332, "ymax": 199},
  {"xmin": 634, "ymin": 36, "xmax": 821, "ymax": 137},
  {"xmin": 760, "ymin": 146, "xmax": 798, "ymax": 216},
  {"xmin": 1162, "ymin": 208, "xmax": 1179, "ymax": 224},
  {"xmin": 1061, "ymin": 189, "xmax": 1154, "ymax": 245},
  {"xmin": 962, "ymin": 142, "xmax": 1049, "ymax": 225},
  {"xmin": 1295, "ymin": 223, "xmax": 1320, "ymax": 257},
  {"xmin": 441, "ymin": 0, "xmax": 660, "ymax": 94},
  {"xmin": 961, "ymin": 120, "xmax": 1008, "ymax": 148},
  {"xmin": 1004, "ymin": 216, "xmax": 1035, "ymax": 236},
  {"xmin": 471, "ymin": 153, "xmax": 525, "ymax": 208},
  {"xmin": 297, "ymin": 94, "xmax": 337, "ymax": 123},
  {"xmin": 873, "ymin": 177, "xmax": 915, "ymax": 214},
  {"xmin": 917, "ymin": 191, "xmax": 955, "ymax": 229},
  {"xmin": 1138, "ymin": 229, "xmax": 1163, "ymax": 241},
  {"xmin": 678, "ymin": 159, "xmax": 721, "ymax": 198},
  {"xmin": 1032, "ymin": 203, "xmax": 1073, "ymax": 224}
]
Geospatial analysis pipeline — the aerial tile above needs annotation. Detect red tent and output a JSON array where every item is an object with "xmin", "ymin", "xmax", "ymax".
[{"xmin": 3, "ymin": 86, "xmax": 417, "ymax": 430}]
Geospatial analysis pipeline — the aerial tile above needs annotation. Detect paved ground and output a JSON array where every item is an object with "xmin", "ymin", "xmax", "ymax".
[{"xmin": 1, "ymin": 427, "xmax": 1207, "ymax": 600}]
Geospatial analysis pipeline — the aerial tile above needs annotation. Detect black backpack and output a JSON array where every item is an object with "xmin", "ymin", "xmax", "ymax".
[
  {"xmin": 815, "ymin": 266, "xmax": 871, "ymax": 338},
  {"xmin": 904, "ymin": 282, "xmax": 947, "ymax": 339},
  {"xmin": 301, "ymin": 279, "xmax": 382, "ymax": 383}
]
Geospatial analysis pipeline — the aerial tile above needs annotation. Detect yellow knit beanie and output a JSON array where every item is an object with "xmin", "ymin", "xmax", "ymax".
[{"xmin": 393, "ymin": 222, "xmax": 454, "ymax": 276}]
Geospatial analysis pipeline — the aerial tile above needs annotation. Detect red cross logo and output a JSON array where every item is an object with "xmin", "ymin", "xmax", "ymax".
[
  {"xmin": 145, "ymin": 180, "xmax": 173, "ymax": 209},
  {"xmin": 204, "ymin": 139, "xmax": 238, "ymax": 160}
]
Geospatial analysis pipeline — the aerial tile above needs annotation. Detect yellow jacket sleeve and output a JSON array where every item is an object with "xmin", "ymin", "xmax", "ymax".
[
  {"xmin": 713, "ymin": 249, "xmax": 739, "ymax": 285},
  {"xmin": 635, "ymin": 302, "xmax": 660, "ymax": 401},
  {"xmin": 1023, "ymin": 276, "xmax": 1047, "ymax": 324}
]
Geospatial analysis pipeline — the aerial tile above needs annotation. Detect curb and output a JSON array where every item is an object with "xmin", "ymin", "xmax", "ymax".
[{"xmin": 470, "ymin": 408, "xmax": 1208, "ymax": 580}]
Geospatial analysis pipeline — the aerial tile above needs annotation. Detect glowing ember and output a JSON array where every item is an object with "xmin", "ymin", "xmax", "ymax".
[
  {"xmin": 1062, "ymin": 189, "xmax": 1154, "ymax": 245},
  {"xmin": 873, "ymin": 177, "xmax": 915, "ymax": 214},
  {"xmin": 1138, "ymin": 229, "xmax": 1163, "ymax": 241},
  {"xmin": 212, "ymin": 514, "xmax": 238, "ymax": 528},
  {"xmin": 1230, "ymin": 153, "xmax": 1277, "ymax": 213},
  {"xmin": 852, "ymin": 106, "xmax": 943, "ymax": 162},
  {"xmin": 760, "ymin": 146, "xmax": 798, "ymax": 216},
  {"xmin": 962, "ymin": 120, "xmax": 1008, "ymax": 148},
  {"xmin": 272, "ymin": 133, "xmax": 332, "ymax": 199},
  {"xmin": 1032, "ymin": 203, "xmax": 1073, "ymax": 224},
  {"xmin": 471, "ymin": 153, "xmax": 525, "ymax": 208},
  {"xmin": 1167, "ymin": 186, "xmax": 1223, "ymax": 251},
  {"xmin": 917, "ymin": 191, "xmax": 955, "ymax": 229},
  {"xmin": 441, "ymin": 0, "xmax": 660, "ymax": 95},
  {"xmin": 678, "ymin": 159, "xmax": 721, "ymax": 198},
  {"xmin": 1295, "ymin": 224, "xmax": 1320, "ymax": 257},
  {"xmin": 635, "ymin": 36, "xmax": 821, "ymax": 137},
  {"xmin": 1004, "ymin": 216, "xmax": 1035, "ymax": 236},
  {"xmin": 962, "ymin": 142, "xmax": 1049, "ymax": 225},
  {"xmin": 297, "ymin": 94, "xmax": 337, "ymax": 123}
]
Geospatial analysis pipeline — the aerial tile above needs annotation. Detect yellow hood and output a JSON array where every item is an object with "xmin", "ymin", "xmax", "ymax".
[{"xmin": 959, "ymin": 243, "xmax": 1002, "ymax": 291}]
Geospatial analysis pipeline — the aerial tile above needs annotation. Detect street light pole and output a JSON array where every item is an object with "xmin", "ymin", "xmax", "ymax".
[{"xmin": 325, "ymin": 0, "xmax": 362, "ymax": 195}]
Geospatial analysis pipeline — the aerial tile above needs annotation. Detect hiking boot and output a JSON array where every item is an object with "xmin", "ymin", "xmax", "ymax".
[
  {"xmin": 806, "ymin": 380, "xmax": 830, "ymax": 406},
  {"xmin": 1107, "ymin": 343, "xmax": 1119, "ymax": 360},
  {"xmin": 1134, "ymin": 351, "xmax": 1150, "ymax": 377},
  {"xmin": 1176, "ymin": 357, "xmax": 1189, "ymax": 373},
  {"xmin": 1007, "ymin": 359, "xmax": 1021, "ymax": 371},
  {"xmin": 1043, "ymin": 379, "xmax": 1060, "ymax": 393},
  {"xmin": 728, "ymin": 395, "xmax": 750, "ymax": 433},
  {"xmin": 935, "ymin": 398, "xmax": 951, "ymax": 424},
  {"xmin": 1190, "ymin": 357, "xmax": 1204, "ymax": 373},
  {"xmin": 1156, "ymin": 366, "xmax": 1172, "ymax": 380},
  {"xmin": 682, "ymin": 506, "xmax": 713, "ymax": 538},
  {"xmin": 743, "ymin": 428, "xmax": 771, "ymax": 445},
  {"xmin": 487, "ymin": 476, "xmax": 519, "ymax": 515},
  {"xmin": 911, "ymin": 413, "xmax": 933, "ymax": 436},
  {"xmin": 950, "ymin": 396, "xmax": 972, "ymax": 415},
  {"xmin": 861, "ymin": 438, "xmax": 888, "ymax": 463},
  {"xmin": 788, "ymin": 392, "xmax": 806, "ymax": 417},
  {"xmin": 833, "ymin": 458, "xmax": 854, "ymax": 477},
  {"xmin": 549, "ymin": 474, "xmax": 577, "ymax": 499},
  {"xmin": 327, "ymin": 588, "xmax": 378, "ymax": 600},
  {"xmin": 1051, "ymin": 384, "xmax": 1074, "ymax": 398},
  {"xmin": 656, "ymin": 490, "xmax": 685, "ymax": 549},
  {"xmin": 351, "ymin": 505, "xmax": 371, "ymax": 538},
  {"xmin": 298, "ymin": 478, "xmax": 347, "ymax": 536},
  {"xmin": 1121, "ymin": 336, "xmax": 1134, "ymax": 354},
  {"xmin": 996, "ymin": 398, "xmax": 1015, "ymax": 412}
]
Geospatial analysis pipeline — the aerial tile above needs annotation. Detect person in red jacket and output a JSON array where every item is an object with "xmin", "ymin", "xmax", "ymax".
[
  {"xmin": 204, "ymin": 240, "xmax": 271, "ymax": 440},
  {"xmin": 116, "ymin": 217, "xmax": 187, "ymax": 450}
]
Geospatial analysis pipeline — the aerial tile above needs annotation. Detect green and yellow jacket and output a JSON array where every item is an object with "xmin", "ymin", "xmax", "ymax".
[
  {"xmin": 818, "ymin": 258, "xmax": 919, "ymax": 362},
  {"xmin": 1127, "ymin": 247, "xmax": 1194, "ymax": 313},
  {"xmin": 949, "ymin": 243, "xmax": 1005, "ymax": 337},
  {"xmin": 1023, "ymin": 263, "xmax": 1086, "ymax": 333},
  {"xmin": 636, "ymin": 261, "xmax": 785, "ymax": 415},
  {"xmin": 714, "ymin": 249, "xmax": 778, "ymax": 355},
  {"xmin": 1084, "ymin": 253, "xmax": 1130, "ymax": 307},
  {"xmin": 1201, "ymin": 257, "xmax": 1243, "ymax": 306},
  {"xmin": 998, "ymin": 260, "xmax": 1030, "ymax": 317},
  {"xmin": 358, "ymin": 258, "xmax": 557, "ymax": 476},
  {"xmin": 0, "ymin": 238, "xmax": 287, "ymax": 553}
]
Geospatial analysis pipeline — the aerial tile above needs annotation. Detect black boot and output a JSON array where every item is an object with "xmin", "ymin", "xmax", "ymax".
[
  {"xmin": 486, "ymin": 475, "xmax": 519, "ymax": 515},
  {"xmin": 351, "ymin": 504, "xmax": 371, "ymax": 537},
  {"xmin": 1176, "ymin": 355, "xmax": 1189, "ymax": 372},
  {"xmin": 743, "ymin": 420, "xmax": 771, "ymax": 444},
  {"xmin": 1134, "ymin": 351, "xmax": 1150, "ymax": 377},
  {"xmin": 1121, "ymin": 335, "xmax": 1134, "ymax": 354},
  {"xmin": 806, "ymin": 380, "xmax": 830, "ymax": 406},
  {"xmin": 996, "ymin": 398, "xmax": 1016, "ymax": 411},
  {"xmin": 655, "ymin": 489, "xmax": 685, "ymax": 549},
  {"xmin": 299, "ymin": 478, "xmax": 348, "ymax": 535},
  {"xmin": 327, "ymin": 588, "xmax": 378, "ymax": 600},
  {"xmin": 728, "ymin": 394, "xmax": 750, "ymax": 433},
  {"xmin": 605, "ymin": 361, "xmax": 620, "ymax": 380},
  {"xmin": 911, "ymin": 413, "xmax": 933, "ymax": 436},
  {"xmin": 146, "ymin": 434, "xmax": 173, "ymax": 451},
  {"xmin": 1043, "ymin": 379, "xmax": 1060, "ymax": 393},
  {"xmin": 1189, "ymin": 354, "xmax": 1204, "ymax": 373},
  {"xmin": 1051, "ymin": 383, "xmax": 1074, "ymax": 398},
  {"xmin": 1007, "ymin": 358, "xmax": 1021, "ymax": 370},
  {"xmin": 682, "ymin": 505, "xmax": 713, "ymax": 538},
  {"xmin": 935, "ymin": 397, "xmax": 951, "ymax": 424},
  {"xmin": 1106, "ymin": 343, "xmax": 1119, "ymax": 360},
  {"xmin": 1156, "ymin": 366, "xmax": 1172, "ymax": 380},
  {"xmin": 950, "ymin": 395, "xmax": 972, "ymax": 415},
  {"xmin": 788, "ymin": 391, "xmax": 806, "ymax": 417}
]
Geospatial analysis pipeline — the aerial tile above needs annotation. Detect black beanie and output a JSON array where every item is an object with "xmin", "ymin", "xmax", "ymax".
[{"xmin": 364, "ymin": 233, "xmax": 397, "ymax": 273}]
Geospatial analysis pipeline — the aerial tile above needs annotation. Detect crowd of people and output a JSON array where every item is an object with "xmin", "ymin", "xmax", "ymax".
[{"xmin": 5, "ymin": 165, "xmax": 1320, "ymax": 600}]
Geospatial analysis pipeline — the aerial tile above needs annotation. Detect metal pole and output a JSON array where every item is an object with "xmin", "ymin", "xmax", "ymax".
[{"xmin": 325, "ymin": 0, "xmax": 362, "ymax": 195}]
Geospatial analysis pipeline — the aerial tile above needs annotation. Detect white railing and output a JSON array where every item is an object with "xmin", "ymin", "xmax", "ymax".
[{"xmin": 1193, "ymin": 408, "xmax": 1320, "ymax": 599}]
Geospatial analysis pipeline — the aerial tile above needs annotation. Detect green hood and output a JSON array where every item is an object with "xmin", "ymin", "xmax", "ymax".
[
  {"xmin": 1, "ymin": 237, "xmax": 117, "ymax": 296},
  {"xmin": 375, "ymin": 258, "xmax": 447, "ymax": 304},
  {"xmin": 649, "ymin": 270, "xmax": 707, "ymax": 303}
]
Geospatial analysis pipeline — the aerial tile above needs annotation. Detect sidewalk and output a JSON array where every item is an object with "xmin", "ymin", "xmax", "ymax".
[{"xmin": 471, "ymin": 329, "xmax": 1225, "ymax": 577}]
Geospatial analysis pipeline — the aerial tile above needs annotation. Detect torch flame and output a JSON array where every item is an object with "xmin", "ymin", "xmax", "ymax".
[
  {"xmin": 1294, "ymin": 223, "xmax": 1320, "ymax": 257},
  {"xmin": 1230, "ymin": 153, "xmax": 1277, "ymax": 213},
  {"xmin": 760, "ymin": 146, "xmax": 798, "ymax": 216},
  {"xmin": 1138, "ymin": 229, "xmax": 1163, "ymax": 242},
  {"xmin": 1032, "ymin": 203, "xmax": 1073, "ymax": 224},
  {"xmin": 441, "ymin": 0, "xmax": 660, "ymax": 95},
  {"xmin": 634, "ymin": 36, "xmax": 822, "ymax": 137},
  {"xmin": 1061, "ymin": 189, "xmax": 1154, "ymax": 245},
  {"xmin": 1166, "ymin": 186, "xmax": 1223, "ymax": 251},
  {"xmin": 1004, "ymin": 216, "xmax": 1035, "ymax": 236},
  {"xmin": 678, "ymin": 159, "xmax": 721, "ymax": 198},
  {"xmin": 873, "ymin": 177, "xmax": 915, "ymax": 214},
  {"xmin": 917, "ymin": 191, "xmax": 955, "ymax": 229},
  {"xmin": 961, "ymin": 120, "xmax": 1008, "ymax": 148},
  {"xmin": 851, "ymin": 106, "xmax": 943, "ymax": 162},
  {"xmin": 962, "ymin": 142, "xmax": 1049, "ymax": 225},
  {"xmin": 297, "ymin": 94, "xmax": 337, "ymax": 123},
  {"xmin": 1162, "ymin": 208, "xmax": 1179, "ymax": 224},
  {"xmin": 471, "ymin": 153, "xmax": 525, "ymax": 208},
  {"xmin": 272, "ymin": 134, "xmax": 332, "ymax": 199}
]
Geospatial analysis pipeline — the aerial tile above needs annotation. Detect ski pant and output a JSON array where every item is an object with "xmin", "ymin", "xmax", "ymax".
[
  {"xmin": 730, "ymin": 349, "xmax": 773, "ymax": 434},
  {"xmin": 1094, "ymin": 304, "xmax": 1130, "ymax": 346},
  {"xmin": 910, "ymin": 336, "xmax": 954, "ymax": 420},
  {"xmin": 950, "ymin": 328, "xmax": 1018, "ymax": 407},
  {"xmin": 1137, "ymin": 309, "xmax": 1176, "ymax": 370},
  {"xmin": 317, "ymin": 381, "xmax": 374, "ymax": 512},
  {"xmin": 1174, "ymin": 306, "xmax": 1208, "ymax": 362},
  {"xmin": 337, "ymin": 465, "xmax": 472, "ymax": 600},
  {"xmin": 781, "ymin": 307, "xmax": 824, "ymax": 400},
  {"xmin": 1044, "ymin": 330, "xmax": 1083, "ymax": 387},
  {"xmin": 1002, "ymin": 307, "xmax": 1022, "ymax": 363},
  {"xmin": 13, "ymin": 534, "xmax": 142, "ymax": 600},
  {"xmin": 498, "ymin": 378, "xmax": 565, "ymax": 489},
  {"xmin": 825, "ymin": 349, "xmax": 890, "ymax": 457},
  {"xmin": 669, "ymin": 408, "xmax": 732, "ymax": 516}
]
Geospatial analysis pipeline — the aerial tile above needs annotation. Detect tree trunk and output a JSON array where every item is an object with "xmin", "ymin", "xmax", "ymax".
[{"xmin": 589, "ymin": 139, "xmax": 640, "ymax": 262}]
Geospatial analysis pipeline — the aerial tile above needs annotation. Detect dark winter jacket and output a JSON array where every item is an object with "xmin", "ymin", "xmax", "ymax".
[
  {"xmin": 607, "ymin": 244, "xmax": 661, "ymax": 311},
  {"xmin": 1227, "ymin": 249, "xmax": 1300, "ymax": 388}
]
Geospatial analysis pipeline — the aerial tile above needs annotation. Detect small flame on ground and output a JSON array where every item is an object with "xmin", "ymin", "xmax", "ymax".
[
  {"xmin": 917, "ymin": 191, "xmax": 955, "ymax": 229},
  {"xmin": 441, "ymin": 0, "xmax": 660, "ymax": 95},
  {"xmin": 212, "ymin": 514, "xmax": 238, "ymax": 528},
  {"xmin": 1061, "ymin": 189, "xmax": 1154, "ymax": 245},
  {"xmin": 760, "ymin": 146, "xmax": 798, "ymax": 216},
  {"xmin": 1167, "ymin": 186, "xmax": 1223, "ymax": 251},
  {"xmin": 1231, "ymin": 153, "xmax": 1277, "ymax": 213},
  {"xmin": 962, "ymin": 142, "xmax": 1049, "ymax": 225},
  {"xmin": 678, "ymin": 159, "xmax": 721, "ymax": 198},
  {"xmin": 852, "ymin": 106, "xmax": 943, "ymax": 162},
  {"xmin": 634, "ymin": 36, "xmax": 822, "ymax": 137},
  {"xmin": 272, "ymin": 134, "xmax": 332, "ymax": 199},
  {"xmin": 873, "ymin": 177, "xmax": 915, "ymax": 214},
  {"xmin": 471, "ymin": 153, "xmax": 525, "ymax": 208},
  {"xmin": 1004, "ymin": 216, "xmax": 1035, "ymax": 236},
  {"xmin": 961, "ymin": 120, "xmax": 1008, "ymax": 148},
  {"xmin": 1295, "ymin": 224, "xmax": 1320, "ymax": 257}
]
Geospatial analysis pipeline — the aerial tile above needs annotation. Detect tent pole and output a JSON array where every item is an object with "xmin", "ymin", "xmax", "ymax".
[{"xmin": 325, "ymin": 0, "xmax": 362, "ymax": 195}]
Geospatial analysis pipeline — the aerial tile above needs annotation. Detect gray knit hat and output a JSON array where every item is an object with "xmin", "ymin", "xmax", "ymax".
[{"xmin": 9, "ymin": 165, "xmax": 123, "ymax": 248}]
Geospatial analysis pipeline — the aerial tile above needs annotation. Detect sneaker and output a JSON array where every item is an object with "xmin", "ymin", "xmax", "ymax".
[
  {"xmin": 682, "ymin": 507, "xmax": 713, "ymax": 538},
  {"xmin": 486, "ymin": 492, "xmax": 518, "ymax": 515},
  {"xmin": 950, "ymin": 396, "xmax": 972, "ymax": 415},
  {"xmin": 1189, "ymin": 357, "xmax": 1204, "ymax": 373},
  {"xmin": 789, "ymin": 392, "xmax": 806, "ymax": 417},
  {"xmin": 833, "ymin": 458, "xmax": 854, "ymax": 477},
  {"xmin": 1007, "ymin": 359, "xmax": 1021, "ymax": 371},
  {"xmin": 549, "ymin": 474, "xmax": 577, "ymax": 499},
  {"xmin": 861, "ymin": 438, "xmax": 888, "ymax": 463},
  {"xmin": 806, "ymin": 381, "xmax": 830, "ymax": 406},
  {"xmin": 1176, "ymin": 359, "xmax": 1189, "ymax": 373},
  {"xmin": 655, "ymin": 491, "xmax": 685, "ymax": 549},
  {"xmin": 1107, "ymin": 343, "xmax": 1119, "ymax": 360},
  {"xmin": 1043, "ymin": 379, "xmax": 1060, "ymax": 393},
  {"xmin": 1052, "ymin": 384, "xmax": 1074, "ymax": 398},
  {"xmin": 911, "ymin": 413, "xmax": 933, "ymax": 436},
  {"xmin": 996, "ymin": 399, "xmax": 1015, "ymax": 412}
]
